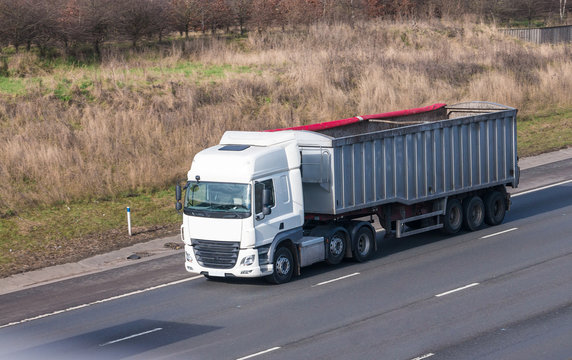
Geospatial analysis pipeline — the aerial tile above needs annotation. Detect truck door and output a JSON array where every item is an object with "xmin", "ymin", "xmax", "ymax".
[{"xmin": 254, "ymin": 177, "xmax": 285, "ymax": 246}]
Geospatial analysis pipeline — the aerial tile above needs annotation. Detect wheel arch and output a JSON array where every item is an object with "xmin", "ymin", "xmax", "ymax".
[
  {"xmin": 309, "ymin": 224, "xmax": 350, "ymax": 244},
  {"xmin": 309, "ymin": 223, "xmax": 351, "ymax": 259},
  {"xmin": 267, "ymin": 227, "xmax": 302, "ymax": 276}
]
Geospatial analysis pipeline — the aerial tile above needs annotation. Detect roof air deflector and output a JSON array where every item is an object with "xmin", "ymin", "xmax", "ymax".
[{"xmin": 219, "ymin": 145, "xmax": 250, "ymax": 151}]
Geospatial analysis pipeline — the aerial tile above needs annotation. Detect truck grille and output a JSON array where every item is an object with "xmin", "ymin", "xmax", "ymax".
[{"xmin": 192, "ymin": 239, "xmax": 240, "ymax": 269}]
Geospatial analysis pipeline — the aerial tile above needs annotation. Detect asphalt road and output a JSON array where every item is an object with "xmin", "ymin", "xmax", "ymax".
[{"xmin": 1, "ymin": 160, "xmax": 571, "ymax": 360}]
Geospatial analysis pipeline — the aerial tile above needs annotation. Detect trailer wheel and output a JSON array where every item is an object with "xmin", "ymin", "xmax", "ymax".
[
  {"xmin": 352, "ymin": 227, "xmax": 374, "ymax": 262},
  {"xmin": 484, "ymin": 191, "xmax": 506, "ymax": 226},
  {"xmin": 462, "ymin": 196, "xmax": 485, "ymax": 231},
  {"xmin": 265, "ymin": 247, "xmax": 293, "ymax": 284},
  {"xmin": 442, "ymin": 198, "xmax": 463, "ymax": 234},
  {"xmin": 326, "ymin": 231, "xmax": 346, "ymax": 265}
]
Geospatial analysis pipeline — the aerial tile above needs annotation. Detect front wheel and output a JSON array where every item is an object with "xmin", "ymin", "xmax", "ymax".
[{"xmin": 265, "ymin": 247, "xmax": 294, "ymax": 284}]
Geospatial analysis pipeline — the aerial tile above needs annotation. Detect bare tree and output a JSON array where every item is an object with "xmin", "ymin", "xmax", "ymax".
[
  {"xmin": 57, "ymin": 0, "xmax": 81, "ymax": 51},
  {"xmin": 560, "ymin": 0, "xmax": 568, "ymax": 23},
  {"xmin": 227, "ymin": 0, "xmax": 252, "ymax": 35},
  {"xmin": 116, "ymin": 0, "xmax": 165, "ymax": 47},
  {"xmin": 279, "ymin": 0, "xmax": 322, "ymax": 28},
  {"xmin": 150, "ymin": 0, "xmax": 171, "ymax": 42},
  {"xmin": 32, "ymin": 0, "xmax": 64, "ymax": 57},
  {"xmin": 250, "ymin": 0, "xmax": 279, "ymax": 32},
  {"xmin": 71, "ymin": 0, "xmax": 117, "ymax": 59},
  {"xmin": 203, "ymin": 0, "xmax": 233, "ymax": 34},
  {"xmin": 0, "ymin": 0, "xmax": 42, "ymax": 51},
  {"xmin": 169, "ymin": 0, "xmax": 195, "ymax": 38},
  {"xmin": 508, "ymin": 0, "xmax": 553, "ymax": 27}
]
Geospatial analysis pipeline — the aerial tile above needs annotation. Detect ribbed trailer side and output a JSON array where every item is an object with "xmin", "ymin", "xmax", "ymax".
[{"xmin": 301, "ymin": 102, "xmax": 518, "ymax": 215}]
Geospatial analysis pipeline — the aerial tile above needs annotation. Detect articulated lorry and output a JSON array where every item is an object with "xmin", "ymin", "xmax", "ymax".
[{"xmin": 175, "ymin": 101, "xmax": 519, "ymax": 283}]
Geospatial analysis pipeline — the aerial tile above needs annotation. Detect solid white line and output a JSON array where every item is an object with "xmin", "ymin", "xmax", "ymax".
[
  {"xmin": 100, "ymin": 327, "xmax": 162, "ymax": 347},
  {"xmin": 435, "ymin": 283, "xmax": 479, "ymax": 297},
  {"xmin": 313, "ymin": 272, "xmax": 360, "ymax": 287},
  {"xmin": 480, "ymin": 227, "xmax": 518, "ymax": 239},
  {"xmin": 0, "ymin": 275, "xmax": 203, "ymax": 329},
  {"xmin": 236, "ymin": 346, "xmax": 281, "ymax": 360},
  {"xmin": 411, "ymin": 353, "xmax": 435, "ymax": 360},
  {"xmin": 512, "ymin": 179, "xmax": 572, "ymax": 197}
]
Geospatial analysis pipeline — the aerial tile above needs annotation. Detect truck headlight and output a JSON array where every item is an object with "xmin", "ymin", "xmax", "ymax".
[
  {"xmin": 185, "ymin": 250, "xmax": 192, "ymax": 262},
  {"xmin": 240, "ymin": 254, "xmax": 255, "ymax": 266}
]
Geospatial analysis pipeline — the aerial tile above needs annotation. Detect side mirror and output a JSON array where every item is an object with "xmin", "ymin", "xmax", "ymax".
[
  {"xmin": 176, "ymin": 184, "xmax": 182, "ymax": 201},
  {"xmin": 256, "ymin": 187, "xmax": 272, "ymax": 220},
  {"xmin": 175, "ymin": 184, "xmax": 182, "ymax": 213}
]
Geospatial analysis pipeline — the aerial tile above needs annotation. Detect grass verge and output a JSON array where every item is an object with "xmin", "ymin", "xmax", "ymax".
[
  {"xmin": 517, "ymin": 108, "xmax": 572, "ymax": 157},
  {"xmin": 0, "ymin": 189, "xmax": 181, "ymax": 276}
]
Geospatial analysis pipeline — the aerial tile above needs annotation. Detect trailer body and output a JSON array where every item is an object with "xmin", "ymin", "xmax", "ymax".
[{"xmin": 294, "ymin": 102, "xmax": 518, "ymax": 216}]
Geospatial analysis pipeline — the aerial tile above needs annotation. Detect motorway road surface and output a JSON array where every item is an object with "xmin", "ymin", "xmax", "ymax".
[{"xmin": 0, "ymin": 159, "xmax": 571, "ymax": 360}]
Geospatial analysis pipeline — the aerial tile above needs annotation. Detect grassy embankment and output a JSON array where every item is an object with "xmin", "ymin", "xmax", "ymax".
[{"xmin": 1, "ymin": 21, "xmax": 571, "ymax": 277}]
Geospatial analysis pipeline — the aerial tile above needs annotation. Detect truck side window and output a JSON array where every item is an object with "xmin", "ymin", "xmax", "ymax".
[{"xmin": 255, "ymin": 179, "xmax": 275, "ymax": 214}]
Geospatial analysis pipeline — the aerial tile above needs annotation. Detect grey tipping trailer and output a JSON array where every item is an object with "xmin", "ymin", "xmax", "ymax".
[{"xmin": 293, "ymin": 101, "xmax": 518, "ymax": 238}]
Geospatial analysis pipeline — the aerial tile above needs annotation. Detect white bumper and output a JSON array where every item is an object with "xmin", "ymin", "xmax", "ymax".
[{"xmin": 184, "ymin": 245, "xmax": 273, "ymax": 278}]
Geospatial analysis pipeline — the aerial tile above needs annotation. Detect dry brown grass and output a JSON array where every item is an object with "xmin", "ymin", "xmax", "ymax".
[{"xmin": 1, "ymin": 20, "xmax": 571, "ymax": 215}]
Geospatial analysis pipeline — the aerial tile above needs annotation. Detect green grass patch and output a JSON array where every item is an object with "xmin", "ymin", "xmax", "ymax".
[
  {"xmin": 149, "ymin": 61, "xmax": 254, "ymax": 79},
  {"xmin": 54, "ymin": 77, "xmax": 73, "ymax": 101},
  {"xmin": 506, "ymin": 19, "xmax": 546, "ymax": 28},
  {"xmin": 518, "ymin": 108, "xmax": 572, "ymax": 157},
  {"xmin": 0, "ymin": 77, "xmax": 26, "ymax": 95}
]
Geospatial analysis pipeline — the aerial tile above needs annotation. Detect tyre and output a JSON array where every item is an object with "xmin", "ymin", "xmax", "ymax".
[
  {"xmin": 265, "ymin": 247, "xmax": 294, "ymax": 284},
  {"xmin": 484, "ymin": 191, "xmax": 506, "ymax": 226},
  {"xmin": 462, "ymin": 196, "xmax": 485, "ymax": 231},
  {"xmin": 442, "ymin": 198, "xmax": 463, "ymax": 234},
  {"xmin": 352, "ymin": 227, "xmax": 374, "ymax": 262},
  {"xmin": 325, "ymin": 231, "xmax": 346, "ymax": 265}
]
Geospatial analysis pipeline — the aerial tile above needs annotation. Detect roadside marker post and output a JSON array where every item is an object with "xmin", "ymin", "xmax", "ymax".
[{"xmin": 127, "ymin": 207, "xmax": 132, "ymax": 236}]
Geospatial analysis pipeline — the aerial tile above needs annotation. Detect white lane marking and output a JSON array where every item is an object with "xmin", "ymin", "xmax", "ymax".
[
  {"xmin": 312, "ymin": 272, "xmax": 360, "ymax": 287},
  {"xmin": 236, "ymin": 346, "xmax": 281, "ymax": 360},
  {"xmin": 480, "ymin": 227, "xmax": 518, "ymax": 239},
  {"xmin": 411, "ymin": 353, "xmax": 435, "ymax": 360},
  {"xmin": 512, "ymin": 179, "xmax": 572, "ymax": 197},
  {"xmin": 435, "ymin": 283, "xmax": 479, "ymax": 297},
  {"xmin": 100, "ymin": 327, "xmax": 163, "ymax": 347},
  {"xmin": 0, "ymin": 275, "xmax": 203, "ymax": 329}
]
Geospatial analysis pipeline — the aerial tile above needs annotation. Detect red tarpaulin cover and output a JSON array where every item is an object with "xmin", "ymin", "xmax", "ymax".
[{"xmin": 265, "ymin": 103, "xmax": 447, "ymax": 132}]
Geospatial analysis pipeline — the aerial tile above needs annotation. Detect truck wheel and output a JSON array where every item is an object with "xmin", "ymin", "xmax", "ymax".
[
  {"xmin": 265, "ymin": 247, "xmax": 293, "ymax": 284},
  {"xmin": 462, "ymin": 196, "xmax": 485, "ymax": 231},
  {"xmin": 352, "ymin": 227, "xmax": 374, "ymax": 262},
  {"xmin": 326, "ymin": 231, "xmax": 346, "ymax": 265},
  {"xmin": 484, "ymin": 191, "xmax": 506, "ymax": 226},
  {"xmin": 442, "ymin": 198, "xmax": 463, "ymax": 234}
]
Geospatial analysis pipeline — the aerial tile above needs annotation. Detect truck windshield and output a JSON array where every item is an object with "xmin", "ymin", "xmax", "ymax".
[{"xmin": 184, "ymin": 182, "xmax": 251, "ymax": 218}]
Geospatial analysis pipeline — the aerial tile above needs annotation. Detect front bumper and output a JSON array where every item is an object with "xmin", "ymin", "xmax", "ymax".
[{"xmin": 184, "ymin": 244, "xmax": 273, "ymax": 278}]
